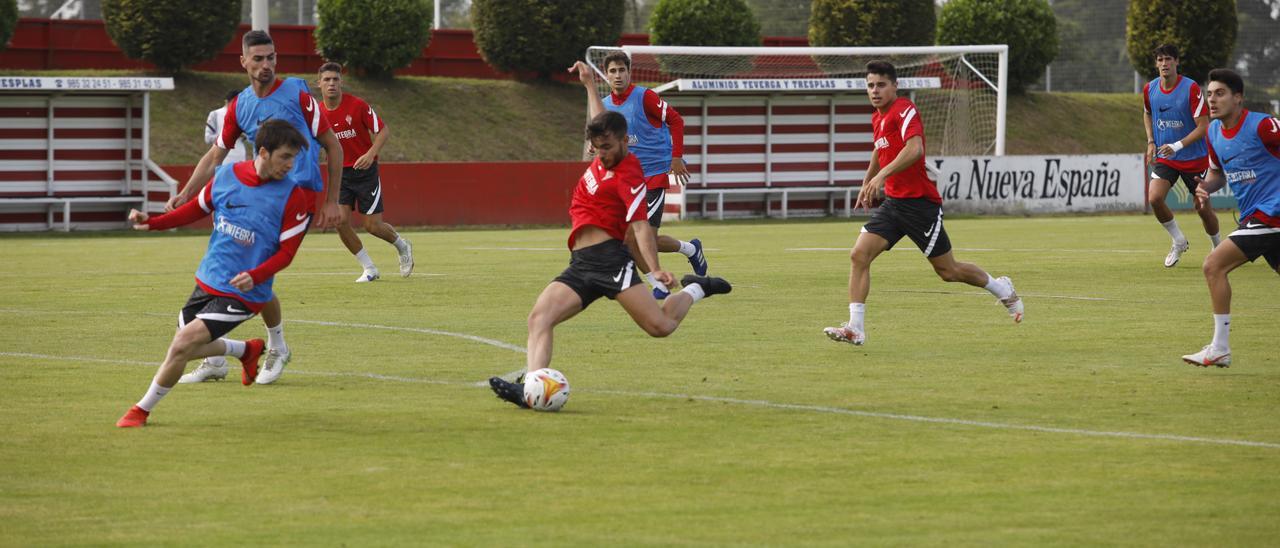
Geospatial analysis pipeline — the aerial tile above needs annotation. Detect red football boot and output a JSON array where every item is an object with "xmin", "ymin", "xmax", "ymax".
[
  {"xmin": 116, "ymin": 405, "xmax": 149, "ymax": 428},
  {"xmin": 241, "ymin": 339, "xmax": 265, "ymax": 386}
]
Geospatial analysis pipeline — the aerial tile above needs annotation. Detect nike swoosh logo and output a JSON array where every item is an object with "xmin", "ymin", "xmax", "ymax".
[
  {"xmin": 1222, "ymin": 155, "xmax": 1239, "ymax": 165},
  {"xmin": 227, "ymin": 306, "xmax": 245, "ymax": 313},
  {"xmin": 295, "ymin": 212, "xmax": 307, "ymax": 221},
  {"xmin": 612, "ymin": 267, "xmax": 626, "ymax": 282},
  {"xmin": 923, "ymin": 226, "xmax": 934, "ymax": 237},
  {"xmin": 225, "ymin": 203, "xmax": 245, "ymax": 209},
  {"xmin": 1245, "ymin": 222, "xmax": 1264, "ymax": 228},
  {"xmin": 1159, "ymin": 105, "xmax": 1172, "ymax": 112},
  {"xmin": 630, "ymin": 183, "xmax": 645, "ymax": 195}
]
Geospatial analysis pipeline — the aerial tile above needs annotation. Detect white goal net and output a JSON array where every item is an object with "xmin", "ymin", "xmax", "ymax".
[{"xmin": 586, "ymin": 45, "xmax": 1008, "ymax": 157}]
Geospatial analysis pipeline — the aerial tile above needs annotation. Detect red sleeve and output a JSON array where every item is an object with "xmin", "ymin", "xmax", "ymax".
[
  {"xmin": 147, "ymin": 182, "xmax": 214, "ymax": 230},
  {"xmin": 901, "ymin": 104, "xmax": 924, "ymax": 142},
  {"xmin": 246, "ymin": 186, "xmax": 310, "ymax": 284},
  {"xmin": 216, "ymin": 97, "xmax": 242, "ymax": 150},
  {"xmin": 299, "ymin": 91, "xmax": 329, "ymax": 138},
  {"xmin": 1142, "ymin": 83, "xmax": 1151, "ymax": 114},
  {"xmin": 360, "ymin": 98, "xmax": 385, "ymax": 134},
  {"xmin": 1206, "ymin": 138, "xmax": 1221, "ymax": 170},
  {"xmin": 643, "ymin": 89, "xmax": 683, "ymax": 157},
  {"xmin": 1189, "ymin": 82, "xmax": 1206, "ymax": 118},
  {"xmin": 1259, "ymin": 117, "xmax": 1280, "ymax": 148},
  {"xmin": 617, "ymin": 160, "xmax": 647, "ymax": 224}
]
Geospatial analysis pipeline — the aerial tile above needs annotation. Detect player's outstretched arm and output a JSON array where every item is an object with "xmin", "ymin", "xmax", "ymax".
[
  {"xmin": 169, "ymin": 145, "xmax": 228, "ymax": 211},
  {"xmin": 139, "ymin": 183, "xmax": 215, "ymax": 230},
  {"xmin": 629, "ymin": 220, "xmax": 673, "ymax": 287},
  {"xmin": 570, "ymin": 61, "xmax": 606, "ymax": 120}
]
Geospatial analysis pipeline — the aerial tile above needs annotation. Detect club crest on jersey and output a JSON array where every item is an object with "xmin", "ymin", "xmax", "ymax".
[
  {"xmin": 1157, "ymin": 119, "xmax": 1185, "ymax": 131},
  {"xmin": 583, "ymin": 168, "xmax": 599, "ymax": 195},
  {"xmin": 345, "ymin": 115, "xmax": 353, "ymax": 125},
  {"xmin": 874, "ymin": 136, "xmax": 890, "ymax": 150},
  {"xmin": 214, "ymin": 214, "xmax": 256, "ymax": 246},
  {"xmin": 627, "ymin": 134, "xmax": 639, "ymax": 145}
]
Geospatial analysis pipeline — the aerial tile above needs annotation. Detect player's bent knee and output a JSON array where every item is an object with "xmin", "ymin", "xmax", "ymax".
[{"xmin": 642, "ymin": 320, "xmax": 676, "ymax": 338}]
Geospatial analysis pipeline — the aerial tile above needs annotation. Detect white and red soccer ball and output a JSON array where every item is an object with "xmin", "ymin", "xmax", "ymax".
[{"xmin": 523, "ymin": 368, "xmax": 570, "ymax": 412}]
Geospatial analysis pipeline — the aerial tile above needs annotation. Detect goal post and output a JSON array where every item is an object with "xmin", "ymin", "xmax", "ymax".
[{"xmin": 586, "ymin": 44, "xmax": 1009, "ymax": 157}]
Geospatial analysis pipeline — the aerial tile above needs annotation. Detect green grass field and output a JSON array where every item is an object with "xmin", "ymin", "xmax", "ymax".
[{"xmin": 2, "ymin": 213, "xmax": 1278, "ymax": 545}]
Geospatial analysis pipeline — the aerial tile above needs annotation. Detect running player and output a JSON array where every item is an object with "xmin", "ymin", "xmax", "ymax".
[
  {"xmin": 1143, "ymin": 44, "xmax": 1220, "ymax": 267},
  {"xmin": 116, "ymin": 121, "xmax": 313, "ymax": 427},
  {"xmin": 570, "ymin": 53, "xmax": 708, "ymax": 299},
  {"xmin": 316, "ymin": 62, "xmax": 414, "ymax": 282},
  {"xmin": 167, "ymin": 30, "xmax": 344, "ymax": 385},
  {"xmin": 488, "ymin": 111, "xmax": 732, "ymax": 408},
  {"xmin": 1181, "ymin": 69, "xmax": 1280, "ymax": 368},
  {"xmin": 823, "ymin": 61, "xmax": 1023, "ymax": 346}
]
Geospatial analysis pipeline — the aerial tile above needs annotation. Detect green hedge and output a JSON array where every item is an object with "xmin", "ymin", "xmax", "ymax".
[
  {"xmin": 315, "ymin": 0, "xmax": 433, "ymax": 79},
  {"xmin": 649, "ymin": 0, "xmax": 760, "ymax": 47},
  {"xmin": 0, "ymin": 0, "xmax": 16, "ymax": 53},
  {"xmin": 472, "ymin": 0, "xmax": 624, "ymax": 80},
  {"xmin": 102, "ymin": 0, "xmax": 240, "ymax": 74},
  {"xmin": 1126, "ymin": 0, "xmax": 1236, "ymax": 85},
  {"xmin": 937, "ymin": 0, "xmax": 1058, "ymax": 94},
  {"xmin": 808, "ymin": 0, "xmax": 935, "ymax": 47}
]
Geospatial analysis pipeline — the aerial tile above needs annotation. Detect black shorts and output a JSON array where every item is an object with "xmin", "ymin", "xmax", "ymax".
[
  {"xmin": 645, "ymin": 188, "xmax": 665, "ymax": 228},
  {"xmin": 178, "ymin": 286, "xmax": 256, "ymax": 340},
  {"xmin": 1150, "ymin": 162, "xmax": 1205, "ymax": 193},
  {"xmin": 339, "ymin": 162, "xmax": 384, "ymax": 215},
  {"xmin": 861, "ymin": 197, "xmax": 952, "ymax": 258},
  {"xmin": 553, "ymin": 239, "xmax": 642, "ymax": 309},
  {"xmin": 1228, "ymin": 217, "xmax": 1280, "ymax": 270}
]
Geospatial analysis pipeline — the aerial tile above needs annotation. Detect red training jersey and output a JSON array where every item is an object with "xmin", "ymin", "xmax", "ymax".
[
  {"xmin": 872, "ymin": 97, "xmax": 939, "ymax": 203},
  {"xmin": 319, "ymin": 93, "xmax": 386, "ymax": 168},
  {"xmin": 1143, "ymin": 77, "xmax": 1209, "ymax": 172},
  {"xmin": 567, "ymin": 153, "xmax": 647, "ymax": 249}
]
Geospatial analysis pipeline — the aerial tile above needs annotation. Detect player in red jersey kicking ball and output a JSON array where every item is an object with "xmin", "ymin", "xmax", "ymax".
[
  {"xmin": 488, "ymin": 112, "xmax": 732, "ymax": 407},
  {"xmin": 823, "ymin": 61, "xmax": 1023, "ymax": 346},
  {"xmin": 117, "ymin": 121, "xmax": 313, "ymax": 427}
]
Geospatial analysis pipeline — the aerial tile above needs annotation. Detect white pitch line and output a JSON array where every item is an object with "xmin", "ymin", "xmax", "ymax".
[
  {"xmin": 285, "ymin": 272, "xmax": 447, "ymax": 277},
  {"xmin": 7, "ymin": 347, "xmax": 1279, "ymax": 450},
  {"xmin": 785, "ymin": 247, "xmax": 1152, "ymax": 254},
  {"xmin": 287, "ymin": 319, "xmax": 527, "ymax": 354},
  {"xmin": 883, "ymin": 289, "xmax": 1120, "ymax": 302},
  {"xmin": 463, "ymin": 247, "xmax": 562, "ymax": 251}
]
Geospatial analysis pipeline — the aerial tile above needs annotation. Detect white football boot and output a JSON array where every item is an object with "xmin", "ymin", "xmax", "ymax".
[
  {"xmin": 356, "ymin": 267, "xmax": 380, "ymax": 283},
  {"xmin": 997, "ymin": 276, "xmax": 1024, "ymax": 323},
  {"xmin": 823, "ymin": 323, "xmax": 866, "ymax": 346},
  {"xmin": 1182, "ymin": 345, "xmax": 1231, "ymax": 368},
  {"xmin": 255, "ymin": 347, "xmax": 291, "ymax": 384},
  {"xmin": 397, "ymin": 239, "xmax": 414, "ymax": 278},
  {"xmin": 179, "ymin": 358, "xmax": 229, "ymax": 383},
  {"xmin": 1164, "ymin": 240, "xmax": 1190, "ymax": 268}
]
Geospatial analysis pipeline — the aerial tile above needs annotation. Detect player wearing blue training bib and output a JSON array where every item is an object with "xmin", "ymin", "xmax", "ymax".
[
  {"xmin": 571, "ymin": 53, "xmax": 709, "ymax": 301},
  {"xmin": 117, "ymin": 121, "xmax": 313, "ymax": 428},
  {"xmin": 1180, "ymin": 69, "xmax": 1280, "ymax": 369},
  {"xmin": 1142, "ymin": 44, "xmax": 1220, "ymax": 267},
  {"xmin": 167, "ymin": 30, "xmax": 345, "ymax": 386}
]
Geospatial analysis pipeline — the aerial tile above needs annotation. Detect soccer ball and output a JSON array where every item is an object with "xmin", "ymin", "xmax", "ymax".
[{"xmin": 523, "ymin": 368, "xmax": 570, "ymax": 412}]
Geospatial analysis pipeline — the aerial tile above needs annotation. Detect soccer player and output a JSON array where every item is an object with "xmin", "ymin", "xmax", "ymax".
[
  {"xmin": 1142, "ymin": 44, "xmax": 1220, "ymax": 267},
  {"xmin": 1180, "ymin": 69, "xmax": 1280, "ymax": 368},
  {"xmin": 570, "ymin": 53, "xmax": 708, "ymax": 299},
  {"xmin": 167, "ymin": 30, "xmax": 344, "ymax": 385},
  {"xmin": 316, "ymin": 62, "xmax": 414, "ymax": 282},
  {"xmin": 822, "ymin": 61, "xmax": 1024, "ymax": 346},
  {"xmin": 116, "ymin": 121, "xmax": 314, "ymax": 427},
  {"xmin": 206, "ymin": 90, "xmax": 248, "ymax": 165},
  {"xmin": 487, "ymin": 111, "xmax": 732, "ymax": 408}
]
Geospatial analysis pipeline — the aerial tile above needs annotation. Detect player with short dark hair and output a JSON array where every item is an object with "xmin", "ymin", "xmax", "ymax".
[
  {"xmin": 823, "ymin": 61, "xmax": 1024, "ymax": 346},
  {"xmin": 116, "ymin": 120, "xmax": 313, "ymax": 427},
  {"xmin": 569, "ymin": 53, "xmax": 708, "ymax": 300},
  {"xmin": 1181, "ymin": 68, "xmax": 1280, "ymax": 367},
  {"xmin": 487, "ymin": 111, "xmax": 731, "ymax": 408},
  {"xmin": 1143, "ymin": 44, "xmax": 1220, "ymax": 267},
  {"xmin": 316, "ymin": 62, "xmax": 414, "ymax": 282},
  {"xmin": 166, "ymin": 30, "xmax": 345, "ymax": 385}
]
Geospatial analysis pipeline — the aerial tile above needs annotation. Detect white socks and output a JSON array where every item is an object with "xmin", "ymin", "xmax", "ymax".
[
  {"xmin": 355, "ymin": 248, "xmax": 375, "ymax": 270},
  {"xmin": 267, "ymin": 323, "xmax": 287, "ymax": 353},
  {"xmin": 983, "ymin": 275, "xmax": 1013, "ymax": 300},
  {"xmin": 848, "ymin": 303, "xmax": 865, "ymax": 332},
  {"xmin": 222, "ymin": 339, "xmax": 246, "ymax": 358},
  {"xmin": 1162, "ymin": 219, "xmax": 1187, "ymax": 244},
  {"xmin": 646, "ymin": 273, "xmax": 669, "ymax": 294},
  {"xmin": 677, "ymin": 240, "xmax": 696, "ymax": 258},
  {"xmin": 136, "ymin": 381, "xmax": 171, "ymax": 412},
  {"xmin": 1212, "ymin": 314, "xmax": 1231, "ymax": 351},
  {"xmin": 681, "ymin": 283, "xmax": 706, "ymax": 303},
  {"xmin": 393, "ymin": 236, "xmax": 409, "ymax": 253},
  {"xmin": 1210, "ymin": 233, "xmax": 1221, "ymax": 248}
]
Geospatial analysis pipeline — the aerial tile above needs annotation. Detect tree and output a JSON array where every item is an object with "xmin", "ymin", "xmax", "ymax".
[
  {"xmin": 472, "ymin": 0, "xmax": 625, "ymax": 80},
  {"xmin": 1232, "ymin": 0, "xmax": 1279, "ymax": 103},
  {"xmin": 649, "ymin": 0, "xmax": 760, "ymax": 47},
  {"xmin": 1126, "ymin": 0, "xmax": 1237, "ymax": 85},
  {"xmin": 0, "ymin": 0, "xmax": 16, "ymax": 53},
  {"xmin": 937, "ymin": 0, "xmax": 1058, "ymax": 94},
  {"xmin": 102, "ymin": 0, "xmax": 241, "ymax": 74},
  {"xmin": 808, "ymin": 0, "xmax": 935, "ymax": 47},
  {"xmin": 315, "ymin": 0, "xmax": 433, "ymax": 79}
]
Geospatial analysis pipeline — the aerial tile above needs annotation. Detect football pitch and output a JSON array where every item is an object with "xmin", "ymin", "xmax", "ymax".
[{"xmin": 1, "ymin": 212, "xmax": 1277, "ymax": 545}]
